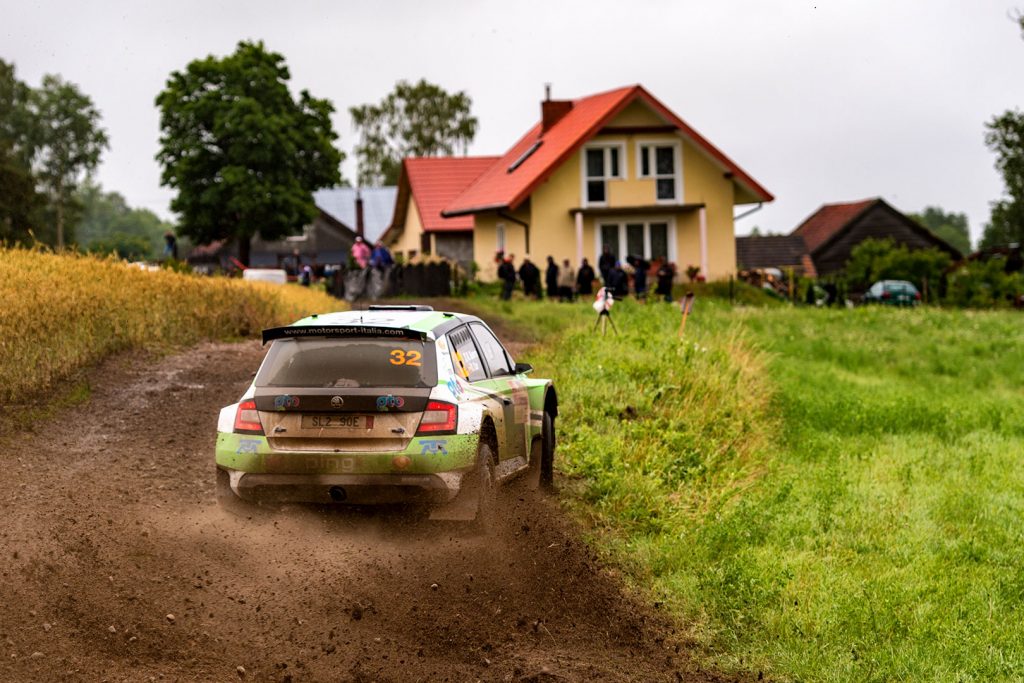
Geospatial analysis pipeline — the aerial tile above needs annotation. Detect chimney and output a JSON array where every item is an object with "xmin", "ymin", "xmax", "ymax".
[
  {"xmin": 355, "ymin": 189, "xmax": 364, "ymax": 238},
  {"xmin": 541, "ymin": 84, "xmax": 572, "ymax": 134}
]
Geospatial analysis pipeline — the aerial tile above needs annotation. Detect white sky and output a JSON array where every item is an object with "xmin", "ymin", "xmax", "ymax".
[{"xmin": 3, "ymin": 0, "xmax": 1021, "ymax": 244}]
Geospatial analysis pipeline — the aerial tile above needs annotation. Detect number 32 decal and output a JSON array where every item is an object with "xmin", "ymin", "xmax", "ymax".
[{"xmin": 389, "ymin": 349, "xmax": 422, "ymax": 366}]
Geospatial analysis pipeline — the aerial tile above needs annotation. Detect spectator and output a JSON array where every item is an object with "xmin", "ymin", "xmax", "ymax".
[
  {"xmin": 545, "ymin": 256, "xmax": 559, "ymax": 299},
  {"xmin": 300, "ymin": 264, "xmax": 312, "ymax": 286},
  {"xmin": 163, "ymin": 231, "xmax": 178, "ymax": 260},
  {"xmin": 497, "ymin": 253, "xmax": 517, "ymax": 300},
  {"xmin": 577, "ymin": 258, "xmax": 595, "ymax": 296},
  {"xmin": 558, "ymin": 259, "xmax": 576, "ymax": 302},
  {"xmin": 518, "ymin": 256, "xmax": 541, "ymax": 299},
  {"xmin": 608, "ymin": 262, "xmax": 629, "ymax": 299},
  {"xmin": 626, "ymin": 255, "xmax": 650, "ymax": 302},
  {"xmin": 351, "ymin": 236, "xmax": 371, "ymax": 269},
  {"xmin": 598, "ymin": 245, "xmax": 616, "ymax": 287},
  {"xmin": 655, "ymin": 261, "xmax": 675, "ymax": 302},
  {"xmin": 370, "ymin": 240, "xmax": 394, "ymax": 268}
]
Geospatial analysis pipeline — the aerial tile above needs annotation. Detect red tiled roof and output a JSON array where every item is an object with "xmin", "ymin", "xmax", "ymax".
[
  {"xmin": 444, "ymin": 84, "xmax": 773, "ymax": 216},
  {"xmin": 405, "ymin": 157, "xmax": 498, "ymax": 232},
  {"xmin": 792, "ymin": 199, "xmax": 878, "ymax": 253}
]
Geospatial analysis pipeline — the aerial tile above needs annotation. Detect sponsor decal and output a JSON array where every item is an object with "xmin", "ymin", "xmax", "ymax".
[
  {"xmin": 419, "ymin": 439, "xmax": 448, "ymax": 455},
  {"xmin": 330, "ymin": 395, "xmax": 344, "ymax": 408},
  {"xmin": 446, "ymin": 377, "xmax": 464, "ymax": 398},
  {"xmin": 262, "ymin": 325, "xmax": 425, "ymax": 344},
  {"xmin": 235, "ymin": 438, "xmax": 261, "ymax": 454},
  {"xmin": 376, "ymin": 395, "xmax": 405, "ymax": 410},
  {"xmin": 274, "ymin": 394, "xmax": 300, "ymax": 411}
]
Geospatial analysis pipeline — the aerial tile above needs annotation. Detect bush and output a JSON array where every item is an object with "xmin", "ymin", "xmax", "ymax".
[
  {"xmin": 946, "ymin": 258, "xmax": 1024, "ymax": 307},
  {"xmin": 845, "ymin": 238, "xmax": 952, "ymax": 298}
]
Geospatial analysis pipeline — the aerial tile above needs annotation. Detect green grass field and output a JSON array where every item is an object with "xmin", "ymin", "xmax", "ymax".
[{"xmin": 471, "ymin": 294, "xmax": 1024, "ymax": 682}]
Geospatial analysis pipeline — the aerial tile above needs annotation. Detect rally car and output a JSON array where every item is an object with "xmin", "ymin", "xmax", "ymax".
[{"xmin": 215, "ymin": 305, "xmax": 557, "ymax": 522}]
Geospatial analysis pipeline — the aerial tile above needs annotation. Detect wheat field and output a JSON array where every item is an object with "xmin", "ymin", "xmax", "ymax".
[{"xmin": 0, "ymin": 248, "xmax": 338, "ymax": 404}]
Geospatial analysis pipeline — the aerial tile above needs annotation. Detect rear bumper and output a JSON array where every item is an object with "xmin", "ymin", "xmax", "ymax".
[{"xmin": 221, "ymin": 467, "xmax": 463, "ymax": 505}]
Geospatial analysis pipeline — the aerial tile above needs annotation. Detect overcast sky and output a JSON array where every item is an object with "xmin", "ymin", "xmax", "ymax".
[{"xmin": 3, "ymin": 0, "xmax": 1022, "ymax": 244}]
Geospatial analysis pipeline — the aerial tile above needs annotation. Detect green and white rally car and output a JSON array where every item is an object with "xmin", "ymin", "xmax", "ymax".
[{"xmin": 215, "ymin": 305, "xmax": 557, "ymax": 519}]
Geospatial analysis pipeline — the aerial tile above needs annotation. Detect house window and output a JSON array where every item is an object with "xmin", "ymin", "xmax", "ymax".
[
  {"xmin": 496, "ymin": 222, "xmax": 506, "ymax": 252},
  {"xmin": 597, "ymin": 220, "xmax": 672, "ymax": 261},
  {"xmin": 638, "ymin": 143, "xmax": 681, "ymax": 202},
  {"xmin": 583, "ymin": 143, "xmax": 624, "ymax": 205}
]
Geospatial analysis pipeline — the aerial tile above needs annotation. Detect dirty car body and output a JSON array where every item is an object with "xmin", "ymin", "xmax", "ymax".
[{"xmin": 215, "ymin": 306, "xmax": 557, "ymax": 512}]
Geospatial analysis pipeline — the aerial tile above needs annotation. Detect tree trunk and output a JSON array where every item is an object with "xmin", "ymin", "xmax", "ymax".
[
  {"xmin": 56, "ymin": 179, "xmax": 64, "ymax": 251},
  {"xmin": 238, "ymin": 234, "xmax": 251, "ymax": 268}
]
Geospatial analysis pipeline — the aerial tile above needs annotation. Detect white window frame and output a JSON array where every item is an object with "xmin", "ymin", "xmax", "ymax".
[
  {"xmin": 635, "ymin": 139, "xmax": 683, "ymax": 205},
  {"xmin": 594, "ymin": 217, "xmax": 677, "ymax": 263},
  {"xmin": 580, "ymin": 141, "xmax": 626, "ymax": 207},
  {"xmin": 496, "ymin": 222, "xmax": 506, "ymax": 252}
]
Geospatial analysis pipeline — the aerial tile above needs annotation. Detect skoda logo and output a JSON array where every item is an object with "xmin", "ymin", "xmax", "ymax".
[{"xmin": 330, "ymin": 396, "xmax": 344, "ymax": 408}]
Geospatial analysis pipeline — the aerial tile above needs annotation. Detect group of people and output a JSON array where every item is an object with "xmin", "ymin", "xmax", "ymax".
[
  {"xmin": 496, "ymin": 246, "xmax": 677, "ymax": 303},
  {"xmin": 351, "ymin": 235, "xmax": 394, "ymax": 270}
]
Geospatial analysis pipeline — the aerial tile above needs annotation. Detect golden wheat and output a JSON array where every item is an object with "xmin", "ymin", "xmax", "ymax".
[{"xmin": 0, "ymin": 248, "xmax": 340, "ymax": 404}]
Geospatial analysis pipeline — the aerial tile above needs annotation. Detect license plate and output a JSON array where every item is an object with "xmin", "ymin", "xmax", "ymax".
[{"xmin": 302, "ymin": 415, "xmax": 374, "ymax": 430}]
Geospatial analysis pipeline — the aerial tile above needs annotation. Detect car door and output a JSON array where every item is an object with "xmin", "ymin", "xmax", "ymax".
[
  {"xmin": 446, "ymin": 325, "xmax": 515, "ymax": 461},
  {"xmin": 470, "ymin": 322, "xmax": 529, "ymax": 461}
]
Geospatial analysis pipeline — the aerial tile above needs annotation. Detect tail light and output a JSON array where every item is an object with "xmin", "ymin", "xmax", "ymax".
[
  {"xmin": 416, "ymin": 400, "xmax": 457, "ymax": 435},
  {"xmin": 233, "ymin": 400, "xmax": 264, "ymax": 435},
  {"xmin": 881, "ymin": 291, "xmax": 891, "ymax": 299},
  {"xmin": 914, "ymin": 292, "xmax": 921, "ymax": 300}
]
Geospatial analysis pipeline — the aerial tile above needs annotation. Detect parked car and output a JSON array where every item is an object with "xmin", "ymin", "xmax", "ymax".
[
  {"xmin": 862, "ymin": 280, "xmax": 921, "ymax": 306},
  {"xmin": 215, "ymin": 305, "xmax": 557, "ymax": 524},
  {"xmin": 242, "ymin": 268, "xmax": 288, "ymax": 284}
]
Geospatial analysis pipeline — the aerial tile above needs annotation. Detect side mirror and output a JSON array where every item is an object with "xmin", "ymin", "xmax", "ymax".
[{"xmin": 514, "ymin": 362, "xmax": 534, "ymax": 375}]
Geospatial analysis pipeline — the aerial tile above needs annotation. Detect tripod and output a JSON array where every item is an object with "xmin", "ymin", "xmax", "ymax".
[{"xmin": 593, "ymin": 290, "xmax": 618, "ymax": 335}]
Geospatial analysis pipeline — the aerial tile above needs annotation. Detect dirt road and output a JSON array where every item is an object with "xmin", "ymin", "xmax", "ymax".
[{"xmin": 0, "ymin": 340, "xmax": 723, "ymax": 682}]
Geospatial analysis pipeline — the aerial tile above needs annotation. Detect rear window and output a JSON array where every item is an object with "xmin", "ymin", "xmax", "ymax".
[{"xmin": 256, "ymin": 338, "xmax": 437, "ymax": 388}]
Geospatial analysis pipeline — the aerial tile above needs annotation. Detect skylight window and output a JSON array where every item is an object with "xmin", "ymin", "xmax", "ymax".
[{"xmin": 507, "ymin": 140, "xmax": 543, "ymax": 173}]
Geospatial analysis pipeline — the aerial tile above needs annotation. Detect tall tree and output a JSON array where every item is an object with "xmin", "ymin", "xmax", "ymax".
[
  {"xmin": 28, "ymin": 74, "xmax": 108, "ymax": 249},
  {"xmin": 155, "ymin": 41, "xmax": 343, "ymax": 266},
  {"xmin": 350, "ymin": 79, "xmax": 478, "ymax": 186},
  {"xmin": 909, "ymin": 206, "xmax": 971, "ymax": 255},
  {"xmin": 982, "ymin": 110, "xmax": 1024, "ymax": 249},
  {"xmin": 0, "ymin": 59, "xmax": 43, "ymax": 242},
  {"xmin": 982, "ymin": 15, "xmax": 1024, "ymax": 249}
]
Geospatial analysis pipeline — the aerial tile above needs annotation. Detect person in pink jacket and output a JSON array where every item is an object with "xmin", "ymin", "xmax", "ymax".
[{"xmin": 351, "ymin": 236, "xmax": 371, "ymax": 269}]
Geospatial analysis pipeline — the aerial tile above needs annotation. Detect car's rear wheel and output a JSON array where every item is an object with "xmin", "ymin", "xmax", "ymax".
[
  {"xmin": 469, "ymin": 442, "xmax": 497, "ymax": 532},
  {"xmin": 528, "ymin": 412, "xmax": 556, "ymax": 492},
  {"xmin": 216, "ymin": 468, "xmax": 266, "ymax": 517}
]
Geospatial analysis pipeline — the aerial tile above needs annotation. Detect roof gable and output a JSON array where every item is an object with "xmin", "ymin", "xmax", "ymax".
[
  {"xmin": 443, "ymin": 85, "xmax": 773, "ymax": 216},
  {"xmin": 791, "ymin": 199, "xmax": 876, "ymax": 253},
  {"xmin": 405, "ymin": 157, "xmax": 499, "ymax": 232},
  {"xmin": 313, "ymin": 186, "xmax": 398, "ymax": 243}
]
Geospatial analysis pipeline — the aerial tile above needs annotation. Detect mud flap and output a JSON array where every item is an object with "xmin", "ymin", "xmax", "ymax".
[{"xmin": 427, "ymin": 486, "xmax": 480, "ymax": 521}]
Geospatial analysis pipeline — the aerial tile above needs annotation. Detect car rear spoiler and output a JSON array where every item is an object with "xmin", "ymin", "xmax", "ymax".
[{"xmin": 261, "ymin": 325, "xmax": 428, "ymax": 345}]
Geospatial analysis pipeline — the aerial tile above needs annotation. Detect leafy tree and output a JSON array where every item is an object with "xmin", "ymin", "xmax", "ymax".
[
  {"xmin": 845, "ymin": 238, "xmax": 952, "ymax": 300},
  {"xmin": 0, "ymin": 59, "xmax": 43, "ymax": 242},
  {"xmin": 910, "ymin": 206, "xmax": 971, "ymax": 255},
  {"xmin": 982, "ymin": 109, "xmax": 1024, "ymax": 249},
  {"xmin": 74, "ymin": 180, "xmax": 174, "ymax": 259},
  {"xmin": 350, "ymin": 79, "xmax": 478, "ymax": 186},
  {"xmin": 28, "ymin": 74, "xmax": 108, "ymax": 249},
  {"xmin": 155, "ymin": 40, "xmax": 343, "ymax": 266}
]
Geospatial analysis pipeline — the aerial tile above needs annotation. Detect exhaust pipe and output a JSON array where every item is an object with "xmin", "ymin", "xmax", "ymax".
[{"xmin": 329, "ymin": 486, "xmax": 347, "ymax": 502}]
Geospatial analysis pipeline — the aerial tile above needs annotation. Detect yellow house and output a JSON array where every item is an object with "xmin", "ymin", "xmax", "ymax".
[{"xmin": 438, "ymin": 85, "xmax": 773, "ymax": 282}]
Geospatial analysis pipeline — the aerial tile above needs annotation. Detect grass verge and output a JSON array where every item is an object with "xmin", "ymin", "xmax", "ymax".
[
  {"xmin": 469, "ymin": 293, "xmax": 1024, "ymax": 682},
  {"xmin": 0, "ymin": 248, "xmax": 338, "ymax": 406}
]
